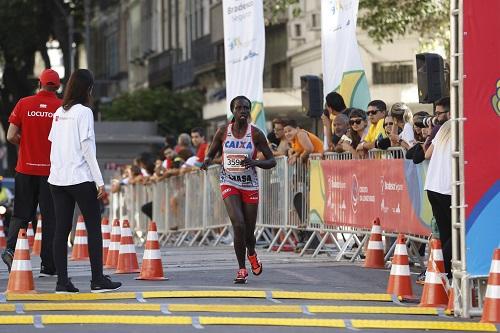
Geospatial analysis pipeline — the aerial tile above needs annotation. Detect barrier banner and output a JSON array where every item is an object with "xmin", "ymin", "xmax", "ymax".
[
  {"xmin": 463, "ymin": 0, "xmax": 500, "ymax": 276},
  {"xmin": 309, "ymin": 159, "xmax": 431, "ymax": 236},
  {"xmin": 321, "ymin": 0, "xmax": 370, "ymax": 108},
  {"xmin": 223, "ymin": 0, "xmax": 267, "ymax": 133}
]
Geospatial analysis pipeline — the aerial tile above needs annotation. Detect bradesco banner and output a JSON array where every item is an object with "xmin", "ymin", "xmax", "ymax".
[
  {"xmin": 309, "ymin": 159, "xmax": 431, "ymax": 235},
  {"xmin": 463, "ymin": 0, "xmax": 500, "ymax": 276},
  {"xmin": 222, "ymin": 0, "xmax": 267, "ymax": 133}
]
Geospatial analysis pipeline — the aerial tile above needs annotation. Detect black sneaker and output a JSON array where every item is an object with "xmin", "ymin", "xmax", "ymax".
[
  {"xmin": 91, "ymin": 275, "xmax": 122, "ymax": 293},
  {"xmin": 40, "ymin": 264, "xmax": 57, "ymax": 277},
  {"xmin": 55, "ymin": 279, "xmax": 79, "ymax": 294},
  {"xmin": 2, "ymin": 249, "xmax": 14, "ymax": 273}
]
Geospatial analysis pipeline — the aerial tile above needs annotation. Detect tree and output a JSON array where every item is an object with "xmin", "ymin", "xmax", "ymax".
[
  {"xmin": 358, "ymin": 0, "xmax": 450, "ymax": 51},
  {"xmin": 100, "ymin": 88, "xmax": 205, "ymax": 137}
]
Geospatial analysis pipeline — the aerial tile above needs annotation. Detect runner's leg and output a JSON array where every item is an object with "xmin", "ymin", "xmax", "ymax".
[
  {"xmin": 243, "ymin": 203, "xmax": 258, "ymax": 256},
  {"xmin": 223, "ymin": 195, "xmax": 246, "ymax": 269}
]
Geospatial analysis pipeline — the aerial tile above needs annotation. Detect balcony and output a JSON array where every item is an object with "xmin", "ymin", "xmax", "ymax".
[
  {"xmin": 191, "ymin": 35, "xmax": 224, "ymax": 75},
  {"xmin": 148, "ymin": 49, "xmax": 182, "ymax": 87},
  {"xmin": 172, "ymin": 60, "xmax": 194, "ymax": 90}
]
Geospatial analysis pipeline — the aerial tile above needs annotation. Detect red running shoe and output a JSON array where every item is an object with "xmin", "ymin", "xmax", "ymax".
[
  {"xmin": 233, "ymin": 268, "xmax": 248, "ymax": 284},
  {"xmin": 247, "ymin": 253, "xmax": 263, "ymax": 276}
]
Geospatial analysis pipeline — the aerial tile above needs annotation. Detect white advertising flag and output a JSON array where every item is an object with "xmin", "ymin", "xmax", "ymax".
[
  {"xmin": 321, "ymin": 0, "xmax": 370, "ymax": 108},
  {"xmin": 223, "ymin": 0, "xmax": 266, "ymax": 132}
]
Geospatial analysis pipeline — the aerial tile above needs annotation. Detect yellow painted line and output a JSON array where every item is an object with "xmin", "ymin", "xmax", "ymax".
[
  {"xmin": 351, "ymin": 320, "xmax": 497, "ymax": 332},
  {"xmin": 308, "ymin": 305, "xmax": 438, "ymax": 315},
  {"xmin": 199, "ymin": 316, "xmax": 346, "ymax": 328},
  {"xmin": 4, "ymin": 290, "xmax": 395, "ymax": 302},
  {"xmin": 0, "ymin": 316, "xmax": 496, "ymax": 331},
  {"xmin": 272, "ymin": 291, "xmax": 393, "ymax": 301},
  {"xmin": 42, "ymin": 315, "xmax": 192, "ymax": 325},
  {"xmin": 0, "ymin": 303, "xmax": 438, "ymax": 316}
]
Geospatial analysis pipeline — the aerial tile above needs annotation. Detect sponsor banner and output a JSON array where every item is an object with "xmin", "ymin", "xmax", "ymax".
[
  {"xmin": 223, "ymin": 0, "xmax": 267, "ymax": 133},
  {"xmin": 309, "ymin": 159, "xmax": 431, "ymax": 236},
  {"xmin": 463, "ymin": 0, "xmax": 500, "ymax": 276},
  {"xmin": 321, "ymin": 0, "xmax": 370, "ymax": 108}
]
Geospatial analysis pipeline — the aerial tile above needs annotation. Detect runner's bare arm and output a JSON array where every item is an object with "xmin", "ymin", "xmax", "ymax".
[
  {"xmin": 6, "ymin": 124, "xmax": 21, "ymax": 145},
  {"xmin": 200, "ymin": 126, "xmax": 226, "ymax": 170},
  {"xmin": 242, "ymin": 128, "xmax": 276, "ymax": 170}
]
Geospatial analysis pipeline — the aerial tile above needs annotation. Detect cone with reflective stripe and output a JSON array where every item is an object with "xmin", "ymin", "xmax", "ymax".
[
  {"xmin": 364, "ymin": 218, "xmax": 385, "ymax": 268},
  {"xmin": 71, "ymin": 215, "xmax": 89, "ymax": 261},
  {"xmin": 116, "ymin": 219, "xmax": 140, "ymax": 273},
  {"xmin": 31, "ymin": 217, "xmax": 42, "ymax": 256},
  {"xmin": 0, "ymin": 218, "xmax": 6, "ymax": 248},
  {"xmin": 105, "ymin": 219, "xmax": 121, "ymax": 269},
  {"xmin": 6, "ymin": 228, "xmax": 35, "ymax": 293},
  {"xmin": 387, "ymin": 234, "xmax": 414, "ymax": 298},
  {"xmin": 446, "ymin": 281, "xmax": 455, "ymax": 315},
  {"xmin": 101, "ymin": 217, "xmax": 111, "ymax": 265},
  {"xmin": 419, "ymin": 238, "xmax": 449, "ymax": 307},
  {"xmin": 481, "ymin": 248, "xmax": 500, "ymax": 323},
  {"xmin": 27, "ymin": 221, "xmax": 35, "ymax": 248},
  {"xmin": 136, "ymin": 221, "xmax": 167, "ymax": 280}
]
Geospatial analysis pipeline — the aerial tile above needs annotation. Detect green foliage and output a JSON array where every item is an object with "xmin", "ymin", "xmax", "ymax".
[
  {"xmin": 358, "ymin": 0, "xmax": 449, "ymax": 50},
  {"xmin": 101, "ymin": 88, "xmax": 205, "ymax": 136},
  {"xmin": 264, "ymin": 0, "xmax": 301, "ymax": 25}
]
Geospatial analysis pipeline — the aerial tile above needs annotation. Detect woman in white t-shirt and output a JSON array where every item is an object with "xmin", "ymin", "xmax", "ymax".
[
  {"xmin": 388, "ymin": 102, "xmax": 416, "ymax": 150},
  {"xmin": 48, "ymin": 69, "xmax": 121, "ymax": 294},
  {"xmin": 424, "ymin": 119, "xmax": 452, "ymax": 277}
]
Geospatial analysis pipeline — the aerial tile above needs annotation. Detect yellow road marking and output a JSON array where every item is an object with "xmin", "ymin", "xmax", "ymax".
[
  {"xmin": 0, "ymin": 315, "xmax": 495, "ymax": 331},
  {"xmin": 0, "ymin": 303, "xmax": 438, "ymax": 315},
  {"xmin": 351, "ymin": 319, "xmax": 497, "ymax": 332},
  {"xmin": 4, "ymin": 290, "xmax": 394, "ymax": 302}
]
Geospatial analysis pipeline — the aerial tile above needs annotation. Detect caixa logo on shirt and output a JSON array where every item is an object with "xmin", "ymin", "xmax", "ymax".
[{"xmin": 27, "ymin": 111, "xmax": 54, "ymax": 118}]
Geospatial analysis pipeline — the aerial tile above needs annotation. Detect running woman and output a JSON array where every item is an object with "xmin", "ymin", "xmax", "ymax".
[{"xmin": 201, "ymin": 96, "xmax": 276, "ymax": 284}]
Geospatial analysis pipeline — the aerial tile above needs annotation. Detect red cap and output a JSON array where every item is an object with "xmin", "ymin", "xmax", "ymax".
[{"xmin": 39, "ymin": 69, "xmax": 60, "ymax": 87}]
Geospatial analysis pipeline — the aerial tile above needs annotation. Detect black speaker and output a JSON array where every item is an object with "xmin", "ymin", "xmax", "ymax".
[
  {"xmin": 416, "ymin": 53, "xmax": 446, "ymax": 104},
  {"xmin": 300, "ymin": 75, "xmax": 323, "ymax": 118}
]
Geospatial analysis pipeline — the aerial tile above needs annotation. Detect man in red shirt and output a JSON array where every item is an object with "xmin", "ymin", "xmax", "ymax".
[
  {"xmin": 2, "ymin": 69, "xmax": 61, "ymax": 276},
  {"xmin": 191, "ymin": 127, "xmax": 208, "ymax": 165}
]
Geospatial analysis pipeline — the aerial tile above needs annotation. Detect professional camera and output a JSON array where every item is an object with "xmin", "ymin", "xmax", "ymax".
[{"xmin": 414, "ymin": 115, "xmax": 439, "ymax": 129}]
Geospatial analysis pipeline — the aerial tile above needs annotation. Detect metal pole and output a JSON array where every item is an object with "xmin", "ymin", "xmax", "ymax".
[{"xmin": 84, "ymin": 0, "xmax": 91, "ymax": 69}]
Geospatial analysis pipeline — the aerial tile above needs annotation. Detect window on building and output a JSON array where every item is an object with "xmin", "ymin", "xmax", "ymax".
[
  {"xmin": 106, "ymin": 32, "xmax": 119, "ymax": 77},
  {"xmin": 372, "ymin": 62, "xmax": 414, "ymax": 85},
  {"xmin": 311, "ymin": 13, "xmax": 319, "ymax": 28},
  {"xmin": 294, "ymin": 24, "xmax": 302, "ymax": 38}
]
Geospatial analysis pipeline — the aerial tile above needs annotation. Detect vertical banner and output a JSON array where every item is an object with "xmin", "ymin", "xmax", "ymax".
[
  {"xmin": 463, "ymin": 0, "xmax": 500, "ymax": 276},
  {"xmin": 321, "ymin": 0, "xmax": 370, "ymax": 108},
  {"xmin": 223, "ymin": 0, "xmax": 267, "ymax": 133}
]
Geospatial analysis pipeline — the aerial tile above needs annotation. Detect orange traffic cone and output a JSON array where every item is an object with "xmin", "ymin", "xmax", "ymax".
[
  {"xmin": 364, "ymin": 218, "xmax": 385, "ymax": 269},
  {"xmin": 446, "ymin": 281, "xmax": 455, "ymax": 315},
  {"xmin": 101, "ymin": 217, "xmax": 111, "ymax": 265},
  {"xmin": 116, "ymin": 220, "xmax": 140, "ymax": 274},
  {"xmin": 136, "ymin": 221, "xmax": 167, "ymax": 280},
  {"xmin": 31, "ymin": 217, "xmax": 42, "ymax": 256},
  {"xmin": 71, "ymin": 216, "xmax": 89, "ymax": 261},
  {"xmin": 419, "ymin": 239, "xmax": 449, "ymax": 307},
  {"xmin": 6, "ymin": 229, "xmax": 35, "ymax": 293},
  {"xmin": 481, "ymin": 248, "xmax": 500, "ymax": 323},
  {"xmin": 0, "ymin": 218, "xmax": 6, "ymax": 248},
  {"xmin": 27, "ymin": 221, "xmax": 35, "ymax": 248},
  {"xmin": 387, "ymin": 234, "xmax": 414, "ymax": 298},
  {"xmin": 105, "ymin": 219, "xmax": 121, "ymax": 269}
]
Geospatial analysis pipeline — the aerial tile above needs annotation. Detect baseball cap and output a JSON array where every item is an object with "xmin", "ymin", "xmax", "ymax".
[{"xmin": 39, "ymin": 69, "xmax": 60, "ymax": 87}]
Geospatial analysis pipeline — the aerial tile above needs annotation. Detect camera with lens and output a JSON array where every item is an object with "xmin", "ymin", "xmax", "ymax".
[{"xmin": 414, "ymin": 115, "xmax": 439, "ymax": 129}]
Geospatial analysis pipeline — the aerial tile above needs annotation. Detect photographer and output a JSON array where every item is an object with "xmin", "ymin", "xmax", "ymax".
[
  {"xmin": 413, "ymin": 97, "xmax": 450, "ymax": 151},
  {"xmin": 388, "ymin": 102, "xmax": 416, "ymax": 150}
]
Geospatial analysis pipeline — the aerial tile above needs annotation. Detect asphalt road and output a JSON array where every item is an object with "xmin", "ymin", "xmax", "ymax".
[{"xmin": 0, "ymin": 245, "xmax": 490, "ymax": 333}]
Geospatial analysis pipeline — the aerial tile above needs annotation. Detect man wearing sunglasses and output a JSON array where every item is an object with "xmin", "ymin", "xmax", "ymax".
[{"xmin": 356, "ymin": 100, "xmax": 387, "ymax": 153}]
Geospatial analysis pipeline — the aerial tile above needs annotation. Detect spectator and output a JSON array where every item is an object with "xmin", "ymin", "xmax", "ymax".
[
  {"xmin": 267, "ymin": 118, "xmax": 289, "ymax": 156},
  {"xmin": 424, "ymin": 119, "xmax": 452, "ymax": 278},
  {"xmin": 424, "ymin": 97, "xmax": 451, "ymax": 151},
  {"xmin": 191, "ymin": 127, "xmax": 208, "ymax": 164},
  {"xmin": 413, "ymin": 111, "xmax": 430, "ymax": 144},
  {"xmin": 375, "ymin": 115, "xmax": 399, "ymax": 150},
  {"xmin": 330, "ymin": 114, "xmax": 349, "ymax": 151},
  {"xmin": 284, "ymin": 119, "xmax": 324, "ymax": 164},
  {"xmin": 321, "ymin": 92, "xmax": 347, "ymax": 150},
  {"xmin": 339, "ymin": 109, "xmax": 368, "ymax": 157},
  {"xmin": 176, "ymin": 133, "xmax": 194, "ymax": 158},
  {"xmin": 388, "ymin": 102, "xmax": 416, "ymax": 150},
  {"xmin": 357, "ymin": 100, "xmax": 387, "ymax": 154}
]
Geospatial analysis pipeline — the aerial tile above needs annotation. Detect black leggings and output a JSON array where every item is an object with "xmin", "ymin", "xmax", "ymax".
[
  {"xmin": 427, "ymin": 190, "xmax": 452, "ymax": 277},
  {"xmin": 50, "ymin": 182, "xmax": 103, "ymax": 284},
  {"xmin": 223, "ymin": 195, "xmax": 258, "ymax": 269}
]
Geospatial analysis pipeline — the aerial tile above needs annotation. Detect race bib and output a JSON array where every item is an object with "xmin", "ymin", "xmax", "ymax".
[{"xmin": 224, "ymin": 154, "xmax": 247, "ymax": 172}]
